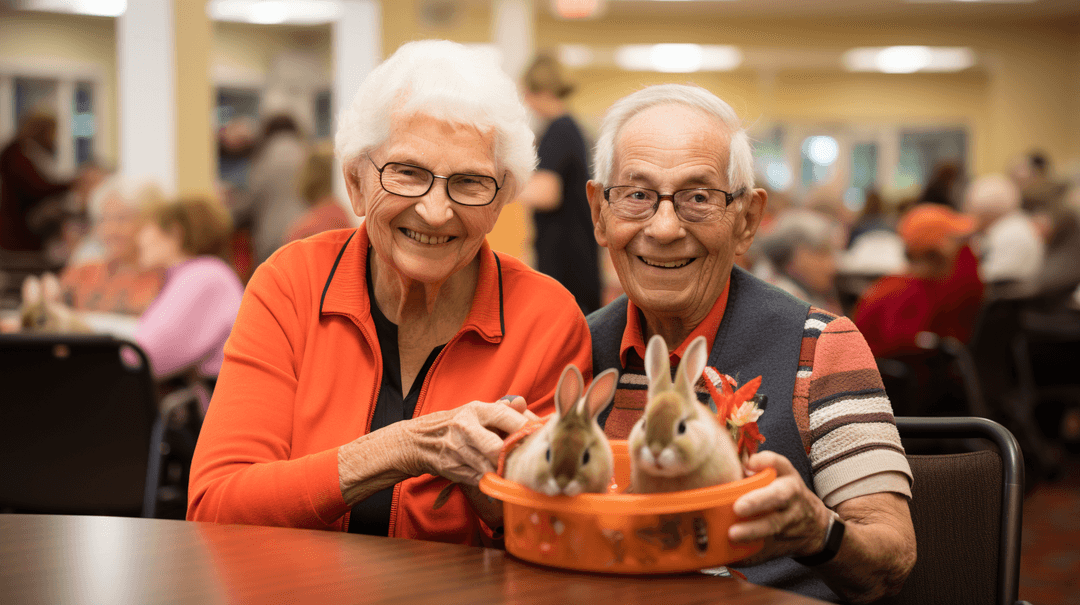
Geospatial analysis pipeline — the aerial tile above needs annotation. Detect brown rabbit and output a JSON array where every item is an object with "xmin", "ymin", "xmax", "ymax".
[
  {"xmin": 20, "ymin": 274, "xmax": 91, "ymax": 333},
  {"xmin": 502, "ymin": 365, "xmax": 619, "ymax": 496},
  {"xmin": 628, "ymin": 334, "xmax": 742, "ymax": 493}
]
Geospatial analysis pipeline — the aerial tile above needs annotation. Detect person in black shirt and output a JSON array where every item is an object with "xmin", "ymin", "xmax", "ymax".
[{"xmin": 518, "ymin": 55, "xmax": 602, "ymax": 314}]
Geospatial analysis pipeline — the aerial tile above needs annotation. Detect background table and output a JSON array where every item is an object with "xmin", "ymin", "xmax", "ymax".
[{"xmin": 0, "ymin": 514, "xmax": 830, "ymax": 604}]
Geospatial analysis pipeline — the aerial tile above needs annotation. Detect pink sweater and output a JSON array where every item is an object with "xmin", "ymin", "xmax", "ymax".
[{"xmin": 136, "ymin": 256, "xmax": 244, "ymax": 379}]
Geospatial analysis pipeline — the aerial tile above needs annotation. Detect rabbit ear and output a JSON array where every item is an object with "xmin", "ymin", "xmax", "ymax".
[
  {"xmin": 645, "ymin": 334, "xmax": 672, "ymax": 396},
  {"xmin": 674, "ymin": 336, "xmax": 708, "ymax": 399},
  {"xmin": 41, "ymin": 273, "xmax": 62, "ymax": 302},
  {"xmin": 22, "ymin": 275, "xmax": 42, "ymax": 304},
  {"xmin": 581, "ymin": 368, "xmax": 619, "ymax": 420},
  {"xmin": 556, "ymin": 364, "xmax": 584, "ymax": 417}
]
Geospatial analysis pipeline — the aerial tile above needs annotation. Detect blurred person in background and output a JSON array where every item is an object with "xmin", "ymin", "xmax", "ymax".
[
  {"xmin": 285, "ymin": 144, "xmax": 352, "ymax": 243},
  {"xmin": 846, "ymin": 189, "xmax": 892, "ymax": 247},
  {"xmin": 1034, "ymin": 183, "xmax": 1080, "ymax": 302},
  {"xmin": 60, "ymin": 177, "xmax": 165, "ymax": 315},
  {"xmin": 963, "ymin": 173, "xmax": 1045, "ymax": 290},
  {"xmin": 135, "ymin": 195, "xmax": 243, "ymax": 382},
  {"xmin": 517, "ymin": 54, "xmax": 601, "ymax": 314},
  {"xmin": 854, "ymin": 204, "xmax": 983, "ymax": 359},
  {"xmin": 917, "ymin": 161, "xmax": 965, "ymax": 210},
  {"xmin": 0, "ymin": 111, "xmax": 78, "ymax": 254},
  {"xmin": 754, "ymin": 208, "xmax": 843, "ymax": 315},
  {"xmin": 187, "ymin": 40, "xmax": 590, "ymax": 543},
  {"xmin": 229, "ymin": 113, "xmax": 308, "ymax": 267},
  {"xmin": 217, "ymin": 116, "xmax": 257, "ymax": 194}
]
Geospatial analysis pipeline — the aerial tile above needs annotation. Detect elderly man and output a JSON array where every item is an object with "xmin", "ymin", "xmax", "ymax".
[{"xmin": 586, "ymin": 84, "xmax": 915, "ymax": 603}]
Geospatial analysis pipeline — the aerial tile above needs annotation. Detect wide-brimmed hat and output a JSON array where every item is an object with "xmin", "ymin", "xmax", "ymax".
[{"xmin": 898, "ymin": 204, "xmax": 976, "ymax": 253}]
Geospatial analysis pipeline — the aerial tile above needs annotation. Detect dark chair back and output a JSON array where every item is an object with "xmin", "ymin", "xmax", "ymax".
[
  {"xmin": 880, "ymin": 416, "xmax": 1024, "ymax": 605},
  {"xmin": 0, "ymin": 334, "xmax": 161, "ymax": 517}
]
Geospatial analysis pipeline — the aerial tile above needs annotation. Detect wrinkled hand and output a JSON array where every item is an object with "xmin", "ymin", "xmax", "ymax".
[
  {"xmin": 728, "ymin": 451, "xmax": 832, "ymax": 567},
  {"xmin": 398, "ymin": 401, "xmax": 529, "ymax": 486},
  {"xmin": 498, "ymin": 395, "xmax": 541, "ymax": 423}
]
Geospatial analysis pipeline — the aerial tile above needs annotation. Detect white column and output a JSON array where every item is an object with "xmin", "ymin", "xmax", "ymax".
[
  {"xmin": 492, "ymin": 0, "xmax": 535, "ymax": 80},
  {"xmin": 0, "ymin": 76, "xmax": 14, "ymax": 143},
  {"xmin": 332, "ymin": 0, "xmax": 381, "ymax": 222},
  {"xmin": 116, "ymin": 0, "xmax": 177, "ymax": 194}
]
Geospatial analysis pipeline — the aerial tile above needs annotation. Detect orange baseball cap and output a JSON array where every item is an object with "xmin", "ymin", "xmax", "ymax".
[{"xmin": 898, "ymin": 204, "xmax": 976, "ymax": 253}]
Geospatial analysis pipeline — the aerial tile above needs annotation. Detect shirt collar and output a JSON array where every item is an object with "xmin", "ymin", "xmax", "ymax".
[
  {"xmin": 320, "ymin": 224, "xmax": 506, "ymax": 342},
  {"xmin": 619, "ymin": 274, "xmax": 731, "ymax": 368}
]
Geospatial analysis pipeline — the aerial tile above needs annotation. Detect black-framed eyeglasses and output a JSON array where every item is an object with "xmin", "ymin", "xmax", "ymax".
[
  {"xmin": 368, "ymin": 156, "xmax": 502, "ymax": 207},
  {"xmin": 602, "ymin": 185, "xmax": 746, "ymax": 223}
]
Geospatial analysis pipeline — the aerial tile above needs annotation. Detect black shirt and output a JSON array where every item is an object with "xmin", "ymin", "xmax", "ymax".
[
  {"xmin": 348, "ymin": 261, "xmax": 445, "ymax": 536},
  {"xmin": 532, "ymin": 115, "xmax": 601, "ymax": 315}
]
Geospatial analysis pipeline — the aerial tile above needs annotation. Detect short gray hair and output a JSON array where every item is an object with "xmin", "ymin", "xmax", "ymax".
[
  {"xmin": 592, "ymin": 84, "xmax": 754, "ymax": 196},
  {"xmin": 759, "ymin": 209, "xmax": 838, "ymax": 269},
  {"xmin": 87, "ymin": 175, "xmax": 163, "ymax": 224},
  {"xmin": 964, "ymin": 173, "xmax": 1022, "ymax": 216},
  {"xmin": 334, "ymin": 40, "xmax": 537, "ymax": 196}
]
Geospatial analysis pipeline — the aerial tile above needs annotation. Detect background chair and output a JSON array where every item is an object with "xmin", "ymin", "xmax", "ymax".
[
  {"xmin": 880, "ymin": 416, "xmax": 1027, "ymax": 605},
  {"xmin": 0, "ymin": 334, "xmax": 164, "ymax": 517}
]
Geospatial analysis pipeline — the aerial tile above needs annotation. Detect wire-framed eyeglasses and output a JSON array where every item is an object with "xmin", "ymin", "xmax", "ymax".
[
  {"xmin": 602, "ymin": 185, "xmax": 746, "ymax": 223},
  {"xmin": 368, "ymin": 156, "xmax": 502, "ymax": 206}
]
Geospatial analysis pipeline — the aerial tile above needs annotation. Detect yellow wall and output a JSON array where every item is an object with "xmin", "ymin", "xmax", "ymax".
[
  {"xmin": 0, "ymin": 11, "xmax": 117, "ymax": 164},
  {"xmin": 536, "ymin": 14, "xmax": 1079, "ymax": 177},
  {"xmin": 175, "ymin": 0, "xmax": 215, "ymax": 198},
  {"xmin": 211, "ymin": 21, "xmax": 332, "ymax": 85},
  {"xmin": 382, "ymin": 0, "xmax": 492, "ymax": 56}
]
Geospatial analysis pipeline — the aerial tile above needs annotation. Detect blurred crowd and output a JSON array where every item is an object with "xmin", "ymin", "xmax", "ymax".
[
  {"xmin": 739, "ymin": 151, "xmax": 1080, "ymax": 477},
  {"xmin": 0, "ymin": 108, "xmax": 351, "ymax": 387}
]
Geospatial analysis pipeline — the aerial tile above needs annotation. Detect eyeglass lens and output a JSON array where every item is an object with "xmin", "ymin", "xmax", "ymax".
[
  {"xmin": 607, "ymin": 187, "xmax": 728, "ymax": 222},
  {"xmin": 380, "ymin": 162, "xmax": 498, "ymax": 205}
]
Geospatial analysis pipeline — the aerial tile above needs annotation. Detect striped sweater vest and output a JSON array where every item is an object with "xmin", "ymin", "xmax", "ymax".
[{"xmin": 587, "ymin": 265, "xmax": 839, "ymax": 603}]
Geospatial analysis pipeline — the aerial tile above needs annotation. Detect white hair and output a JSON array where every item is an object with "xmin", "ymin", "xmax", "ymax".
[
  {"xmin": 592, "ymin": 84, "xmax": 755, "ymax": 197},
  {"xmin": 86, "ymin": 175, "xmax": 161, "ymax": 223},
  {"xmin": 758, "ymin": 209, "xmax": 839, "ymax": 269},
  {"xmin": 334, "ymin": 40, "xmax": 537, "ymax": 196},
  {"xmin": 965, "ymin": 173, "xmax": 1022, "ymax": 216}
]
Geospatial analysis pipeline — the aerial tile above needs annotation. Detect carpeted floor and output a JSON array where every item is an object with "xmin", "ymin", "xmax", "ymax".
[{"xmin": 1020, "ymin": 457, "xmax": 1080, "ymax": 604}]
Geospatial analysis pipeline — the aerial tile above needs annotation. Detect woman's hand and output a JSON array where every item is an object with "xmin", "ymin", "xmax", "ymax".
[
  {"xmin": 396, "ymin": 400, "xmax": 531, "ymax": 486},
  {"xmin": 727, "ymin": 450, "xmax": 832, "ymax": 566}
]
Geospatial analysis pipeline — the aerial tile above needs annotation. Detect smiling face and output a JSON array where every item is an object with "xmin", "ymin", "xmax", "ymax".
[
  {"xmin": 588, "ymin": 103, "xmax": 766, "ymax": 328},
  {"xmin": 97, "ymin": 195, "xmax": 141, "ymax": 264},
  {"xmin": 136, "ymin": 219, "xmax": 183, "ymax": 271},
  {"xmin": 344, "ymin": 112, "xmax": 508, "ymax": 286}
]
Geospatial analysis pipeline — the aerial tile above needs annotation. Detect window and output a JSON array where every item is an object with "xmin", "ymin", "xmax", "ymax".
[
  {"xmin": 14, "ymin": 77, "xmax": 57, "ymax": 125},
  {"xmin": 73, "ymin": 82, "xmax": 95, "ymax": 165},
  {"xmin": 897, "ymin": 128, "xmax": 966, "ymax": 190},
  {"xmin": 314, "ymin": 89, "xmax": 332, "ymax": 139},
  {"xmin": 800, "ymin": 135, "xmax": 839, "ymax": 188},
  {"xmin": 216, "ymin": 87, "xmax": 260, "ymax": 128}
]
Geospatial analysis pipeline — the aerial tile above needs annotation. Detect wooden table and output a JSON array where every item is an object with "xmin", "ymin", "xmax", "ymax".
[{"xmin": 0, "ymin": 514, "xmax": 830, "ymax": 604}]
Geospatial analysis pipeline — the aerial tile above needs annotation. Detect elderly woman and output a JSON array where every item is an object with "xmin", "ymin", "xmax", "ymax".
[
  {"xmin": 60, "ymin": 177, "xmax": 165, "ymax": 315},
  {"xmin": 135, "ymin": 195, "xmax": 244, "ymax": 380},
  {"xmin": 187, "ymin": 41, "xmax": 590, "ymax": 545},
  {"xmin": 586, "ymin": 85, "xmax": 914, "ymax": 603}
]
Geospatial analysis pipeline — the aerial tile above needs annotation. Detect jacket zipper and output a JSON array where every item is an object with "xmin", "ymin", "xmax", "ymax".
[
  {"xmin": 342, "ymin": 318, "xmax": 381, "ymax": 533},
  {"xmin": 387, "ymin": 331, "xmax": 462, "ymax": 538}
]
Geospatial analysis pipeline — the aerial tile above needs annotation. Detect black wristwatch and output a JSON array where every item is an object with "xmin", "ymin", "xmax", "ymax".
[{"xmin": 793, "ymin": 510, "xmax": 845, "ymax": 566}]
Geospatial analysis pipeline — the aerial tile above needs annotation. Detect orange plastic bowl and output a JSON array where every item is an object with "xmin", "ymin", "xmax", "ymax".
[{"xmin": 479, "ymin": 439, "xmax": 775, "ymax": 574}]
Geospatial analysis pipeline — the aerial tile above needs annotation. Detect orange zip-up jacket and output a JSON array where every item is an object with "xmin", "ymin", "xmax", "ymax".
[{"xmin": 187, "ymin": 226, "xmax": 592, "ymax": 544}]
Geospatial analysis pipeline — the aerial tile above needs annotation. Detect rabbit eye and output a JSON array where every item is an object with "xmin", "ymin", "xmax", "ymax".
[
  {"xmin": 677, "ymin": 420, "xmax": 687, "ymax": 435},
  {"xmin": 583, "ymin": 448, "xmax": 590, "ymax": 465},
  {"xmin": 545, "ymin": 447, "xmax": 551, "ymax": 463}
]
